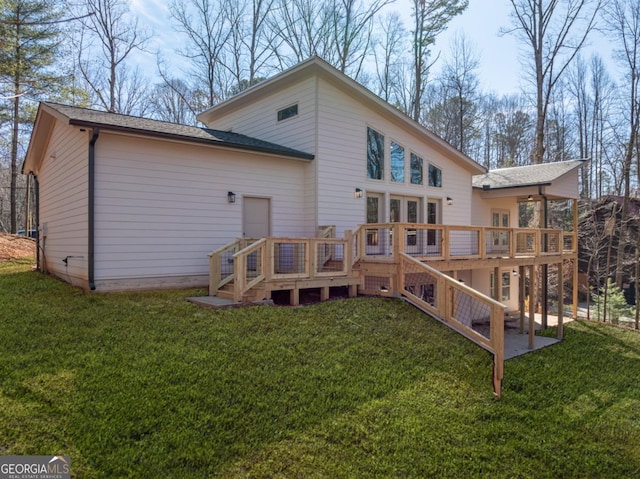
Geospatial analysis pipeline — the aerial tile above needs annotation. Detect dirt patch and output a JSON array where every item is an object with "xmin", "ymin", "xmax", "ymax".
[{"xmin": 0, "ymin": 233, "xmax": 36, "ymax": 262}]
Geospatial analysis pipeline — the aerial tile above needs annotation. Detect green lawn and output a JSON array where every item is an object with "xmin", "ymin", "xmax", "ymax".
[{"xmin": 1, "ymin": 259, "xmax": 639, "ymax": 478}]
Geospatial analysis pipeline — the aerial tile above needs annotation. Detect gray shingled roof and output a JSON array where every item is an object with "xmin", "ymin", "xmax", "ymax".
[
  {"xmin": 472, "ymin": 160, "xmax": 585, "ymax": 190},
  {"xmin": 43, "ymin": 102, "xmax": 314, "ymax": 160}
]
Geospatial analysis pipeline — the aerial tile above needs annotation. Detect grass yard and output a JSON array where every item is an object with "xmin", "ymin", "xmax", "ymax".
[{"xmin": 1, "ymin": 259, "xmax": 640, "ymax": 478}]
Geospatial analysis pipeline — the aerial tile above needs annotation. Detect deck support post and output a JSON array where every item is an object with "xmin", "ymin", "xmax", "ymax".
[
  {"xmin": 557, "ymin": 261, "xmax": 564, "ymax": 340},
  {"xmin": 290, "ymin": 287, "xmax": 300, "ymax": 306},
  {"xmin": 519, "ymin": 265, "xmax": 526, "ymax": 334},
  {"xmin": 572, "ymin": 198, "xmax": 579, "ymax": 319},
  {"xmin": 529, "ymin": 264, "xmax": 537, "ymax": 349},
  {"xmin": 321, "ymin": 286, "xmax": 330, "ymax": 301}
]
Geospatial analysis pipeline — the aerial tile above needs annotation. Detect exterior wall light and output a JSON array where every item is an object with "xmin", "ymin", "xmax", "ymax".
[
  {"xmin": 527, "ymin": 194, "xmax": 534, "ymax": 201},
  {"xmin": 446, "ymin": 196, "xmax": 453, "ymax": 206},
  {"xmin": 355, "ymin": 188, "xmax": 364, "ymax": 198},
  {"xmin": 228, "ymin": 191, "xmax": 236, "ymax": 203}
]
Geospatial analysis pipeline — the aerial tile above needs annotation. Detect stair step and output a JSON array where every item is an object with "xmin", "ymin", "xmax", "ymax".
[{"xmin": 216, "ymin": 289, "xmax": 235, "ymax": 300}]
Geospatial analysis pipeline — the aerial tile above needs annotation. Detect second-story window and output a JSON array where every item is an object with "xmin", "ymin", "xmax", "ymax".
[
  {"xmin": 428, "ymin": 163, "xmax": 442, "ymax": 187},
  {"xmin": 390, "ymin": 141, "xmax": 405, "ymax": 182},
  {"xmin": 367, "ymin": 127, "xmax": 384, "ymax": 180},
  {"xmin": 277, "ymin": 104, "xmax": 298, "ymax": 121},
  {"xmin": 410, "ymin": 152, "xmax": 423, "ymax": 185}
]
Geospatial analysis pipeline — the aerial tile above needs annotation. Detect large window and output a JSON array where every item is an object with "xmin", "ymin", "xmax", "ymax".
[
  {"xmin": 390, "ymin": 141, "xmax": 405, "ymax": 182},
  {"xmin": 410, "ymin": 152, "xmax": 423, "ymax": 185},
  {"xmin": 428, "ymin": 164, "xmax": 442, "ymax": 187},
  {"xmin": 367, "ymin": 127, "xmax": 384, "ymax": 180}
]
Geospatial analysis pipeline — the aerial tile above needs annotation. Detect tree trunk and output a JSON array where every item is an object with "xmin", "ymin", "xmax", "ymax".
[{"xmin": 10, "ymin": 84, "xmax": 20, "ymax": 234}]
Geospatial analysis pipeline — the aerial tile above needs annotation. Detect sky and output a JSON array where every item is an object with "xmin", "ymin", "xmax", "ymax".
[{"xmin": 128, "ymin": 0, "xmax": 613, "ymax": 98}]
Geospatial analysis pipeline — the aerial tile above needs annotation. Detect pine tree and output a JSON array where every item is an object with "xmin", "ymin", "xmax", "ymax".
[
  {"xmin": 0, "ymin": 0, "xmax": 63, "ymax": 233},
  {"xmin": 590, "ymin": 278, "xmax": 633, "ymax": 324}
]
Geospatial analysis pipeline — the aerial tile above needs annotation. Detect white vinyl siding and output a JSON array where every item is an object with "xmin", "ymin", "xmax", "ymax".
[
  {"xmin": 37, "ymin": 123, "xmax": 89, "ymax": 285},
  {"xmin": 203, "ymin": 77, "xmax": 317, "ymax": 155},
  {"xmin": 315, "ymin": 77, "xmax": 477, "ymax": 233},
  {"xmin": 471, "ymin": 194, "xmax": 519, "ymax": 228},
  {"xmin": 93, "ymin": 133, "xmax": 309, "ymax": 282},
  {"xmin": 202, "ymin": 77, "xmax": 318, "ymax": 235}
]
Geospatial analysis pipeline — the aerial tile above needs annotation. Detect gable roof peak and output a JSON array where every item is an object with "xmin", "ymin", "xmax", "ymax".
[{"xmin": 197, "ymin": 56, "xmax": 486, "ymax": 175}]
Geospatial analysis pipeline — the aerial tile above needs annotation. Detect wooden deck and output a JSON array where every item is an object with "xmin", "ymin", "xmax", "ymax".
[{"xmin": 208, "ymin": 223, "xmax": 578, "ymax": 397}]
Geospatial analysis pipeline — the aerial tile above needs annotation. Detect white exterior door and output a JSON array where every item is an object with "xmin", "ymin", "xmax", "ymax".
[{"xmin": 243, "ymin": 197, "xmax": 271, "ymax": 238}]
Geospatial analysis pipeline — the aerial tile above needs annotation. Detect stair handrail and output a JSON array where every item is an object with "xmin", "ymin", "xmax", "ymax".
[
  {"xmin": 398, "ymin": 252, "xmax": 505, "ymax": 397},
  {"xmin": 208, "ymin": 238, "xmax": 243, "ymax": 294},
  {"xmin": 317, "ymin": 225, "xmax": 336, "ymax": 238},
  {"xmin": 233, "ymin": 238, "xmax": 268, "ymax": 301}
]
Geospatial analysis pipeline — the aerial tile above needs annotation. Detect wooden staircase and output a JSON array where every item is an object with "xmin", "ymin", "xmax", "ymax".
[{"xmin": 208, "ymin": 226, "xmax": 510, "ymax": 397}]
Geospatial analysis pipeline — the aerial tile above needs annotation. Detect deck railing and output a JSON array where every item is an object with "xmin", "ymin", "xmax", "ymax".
[
  {"xmin": 354, "ymin": 223, "xmax": 576, "ymax": 262},
  {"xmin": 399, "ymin": 253, "xmax": 505, "ymax": 396},
  {"xmin": 208, "ymin": 238, "xmax": 260, "ymax": 293},
  {"xmin": 210, "ymin": 232, "xmax": 355, "ymax": 300}
]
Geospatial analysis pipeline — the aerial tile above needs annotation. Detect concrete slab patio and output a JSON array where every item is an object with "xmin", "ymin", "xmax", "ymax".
[{"xmin": 503, "ymin": 310, "xmax": 581, "ymax": 360}]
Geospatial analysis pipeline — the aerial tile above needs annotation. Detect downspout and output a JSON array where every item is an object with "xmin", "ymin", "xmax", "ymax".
[
  {"xmin": 33, "ymin": 174, "xmax": 40, "ymax": 270},
  {"xmin": 88, "ymin": 128, "xmax": 99, "ymax": 291}
]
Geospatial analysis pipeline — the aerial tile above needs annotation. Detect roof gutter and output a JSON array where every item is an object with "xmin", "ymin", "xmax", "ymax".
[
  {"xmin": 88, "ymin": 128, "xmax": 99, "ymax": 291},
  {"xmin": 474, "ymin": 182, "xmax": 553, "ymax": 191}
]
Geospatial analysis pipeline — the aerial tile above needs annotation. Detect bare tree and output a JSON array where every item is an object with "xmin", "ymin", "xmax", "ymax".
[
  {"xmin": 270, "ymin": 0, "xmax": 388, "ymax": 81},
  {"xmin": 270, "ymin": 0, "xmax": 334, "ymax": 67},
  {"xmin": 148, "ymin": 78, "xmax": 199, "ymax": 125},
  {"xmin": 505, "ymin": 0, "xmax": 601, "ymax": 165},
  {"xmin": 169, "ymin": 0, "xmax": 232, "ymax": 107},
  {"xmin": 330, "ymin": 0, "xmax": 391, "ymax": 80},
  {"xmin": 602, "ymin": 0, "xmax": 640, "ymax": 288},
  {"xmin": 222, "ymin": 0, "xmax": 278, "ymax": 91},
  {"xmin": 409, "ymin": 0, "xmax": 468, "ymax": 122},
  {"xmin": 372, "ymin": 12, "xmax": 407, "ymax": 103},
  {"xmin": 76, "ymin": 0, "xmax": 150, "ymax": 114},
  {"xmin": 492, "ymin": 94, "xmax": 533, "ymax": 168},
  {"xmin": 426, "ymin": 33, "xmax": 480, "ymax": 154},
  {"xmin": 589, "ymin": 56, "xmax": 617, "ymax": 198},
  {"xmin": 566, "ymin": 54, "xmax": 616, "ymax": 198}
]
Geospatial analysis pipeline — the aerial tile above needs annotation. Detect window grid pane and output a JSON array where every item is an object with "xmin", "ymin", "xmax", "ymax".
[
  {"xmin": 390, "ymin": 141, "xmax": 405, "ymax": 182},
  {"xmin": 410, "ymin": 152, "xmax": 423, "ymax": 185},
  {"xmin": 367, "ymin": 197, "xmax": 379, "ymax": 224},
  {"xmin": 367, "ymin": 127, "xmax": 384, "ymax": 180},
  {"xmin": 428, "ymin": 164, "xmax": 442, "ymax": 187}
]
